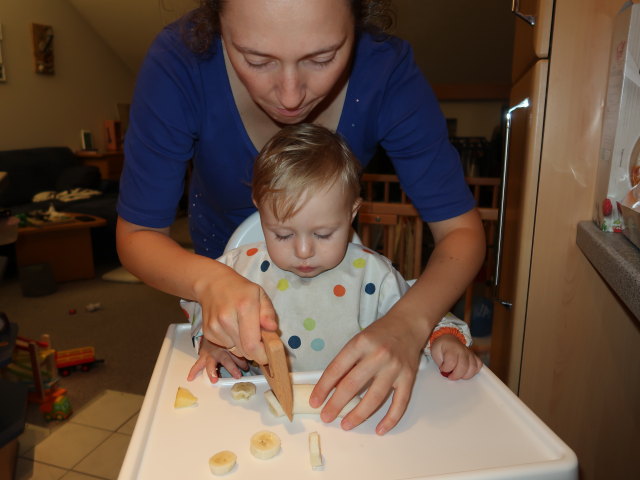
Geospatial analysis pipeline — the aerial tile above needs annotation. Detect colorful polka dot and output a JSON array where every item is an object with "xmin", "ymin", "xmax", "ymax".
[
  {"xmin": 246, "ymin": 247, "xmax": 259, "ymax": 256},
  {"xmin": 310, "ymin": 338, "xmax": 325, "ymax": 351},
  {"xmin": 288, "ymin": 335, "xmax": 301, "ymax": 349},
  {"xmin": 303, "ymin": 317, "xmax": 316, "ymax": 331},
  {"xmin": 365, "ymin": 283, "xmax": 376, "ymax": 295},
  {"xmin": 333, "ymin": 284, "xmax": 346, "ymax": 297},
  {"xmin": 277, "ymin": 279, "xmax": 289, "ymax": 291},
  {"xmin": 260, "ymin": 260, "xmax": 270, "ymax": 272},
  {"xmin": 352, "ymin": 258, "xmax": 366, "ymax": 269}
]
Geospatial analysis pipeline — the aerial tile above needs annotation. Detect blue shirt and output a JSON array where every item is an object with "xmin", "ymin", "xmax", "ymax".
[{"xmin": 118, "ymin": 21, "xmax": 474, "ymax": 258}]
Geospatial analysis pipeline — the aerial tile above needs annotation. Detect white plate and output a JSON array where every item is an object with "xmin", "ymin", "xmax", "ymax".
[{"xmin": 119, "ymin": 324, "xmax": 577, "ymax": 480}]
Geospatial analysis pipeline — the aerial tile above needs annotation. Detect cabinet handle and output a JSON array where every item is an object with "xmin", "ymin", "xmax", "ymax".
[
  {"xmin": 512, "ymin": 0, "xmax": 536, "ymax": 26},
  {"xmin": 493, "ymin": 98, "xmax": 530, "ymax": 309}
]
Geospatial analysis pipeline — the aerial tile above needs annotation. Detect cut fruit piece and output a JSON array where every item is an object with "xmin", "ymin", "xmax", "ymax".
[
  {"xmin": 264, "ymin": 384, "xmax": 360, "ymax": 418},
  {"xmin": 209, "ymin": 450, "xmax": 236, "ymax": 475},
  {"xmin": 174, "ymin": 387, "xmax": 198, "ymax": 408},
  {"xmin": 230, "ymin": 381, "xmax": 256, "ymax": 400},
  {"xmin": 249, "ymin": 430, "xmax": 281, "ymax": 460},
  {"xmin": 309, "ymin": 431, "xmax": 323, "ymax": 469}
]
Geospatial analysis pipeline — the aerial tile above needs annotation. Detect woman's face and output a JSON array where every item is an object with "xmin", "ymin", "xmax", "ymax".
[{"xmin": 220, "ymin": 0, "xmax": 355, "ymax": 124}]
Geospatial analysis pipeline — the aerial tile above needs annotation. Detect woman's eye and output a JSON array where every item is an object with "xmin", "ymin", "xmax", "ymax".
[
  {"xmin": 245, "ymin": 58, "xmax": 272, "ymax": 69},
  {"xmin": 310, "ymin": 56, "xmax": 336, "ymax": 68}
]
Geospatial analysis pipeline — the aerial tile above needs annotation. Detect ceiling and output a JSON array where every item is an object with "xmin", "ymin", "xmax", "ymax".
[{"xmin": 66, "ymin": 0, "xmax": 196, "ymax": 74}]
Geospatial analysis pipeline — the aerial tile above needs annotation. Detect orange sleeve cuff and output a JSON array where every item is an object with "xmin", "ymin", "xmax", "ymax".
[{"xmin": 428, "ymin": 326, "xmax": 467, "ymax": 347}]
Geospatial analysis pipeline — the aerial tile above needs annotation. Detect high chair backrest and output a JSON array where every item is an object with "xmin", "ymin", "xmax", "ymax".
[{"xmin": 224, "ymin": 211, "xmax": 362, "ymax": 253}]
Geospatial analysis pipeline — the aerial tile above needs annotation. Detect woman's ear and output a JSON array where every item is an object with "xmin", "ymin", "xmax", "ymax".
[
  {"xmin": 351, "ymin": 197, "xmax": 362, "ymax": 221},
  {"xmin": 252, "ymin": 196, "xmax": 258, "ymax": 209}
]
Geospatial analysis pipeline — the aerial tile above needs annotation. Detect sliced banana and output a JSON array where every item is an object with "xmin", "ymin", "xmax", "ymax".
[
  {"xmin": 264, "ymin": 384, "xmax": 360, "ymax": 418},
  {"xmin": 249, "ymin": 430, "xmax": 281, "ymax": 460},
  {"xmin": 230, "ymin": 381, "xmax": 256, "ymax": 400},
  {"xmin": 174, "ymin": 386, "xmax": 198, "ymax": 408},
  {"xmin": 209, "ymin": 450, "xmax": 236, "ymax": 475},
  {"xmin": 308, "ymin": 431, "xmax": 323, "ymax": 469}
]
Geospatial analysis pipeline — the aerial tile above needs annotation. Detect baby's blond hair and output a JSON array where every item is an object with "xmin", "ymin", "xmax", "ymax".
[{"xmin": 252, "ymin": 124, "xmax": 362, "ymax": 221}]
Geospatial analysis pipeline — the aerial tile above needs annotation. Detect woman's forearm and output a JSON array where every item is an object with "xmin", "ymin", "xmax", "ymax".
[
  {"xmin": 115, "ymin": 216, "xmax": 232, "ymax": 302},
  {"xmin": 387, "ymin": 208, "xmax": 486, "ymax": 343}
]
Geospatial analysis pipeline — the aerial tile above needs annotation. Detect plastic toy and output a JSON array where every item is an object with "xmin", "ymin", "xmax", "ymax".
[
  {"xmin": 55, "ymin": 346, "xmax": 104, "ymax": 376},
  {"xmin": 39, "ymin": 388, "xmax": 72, "ymax": 421}
]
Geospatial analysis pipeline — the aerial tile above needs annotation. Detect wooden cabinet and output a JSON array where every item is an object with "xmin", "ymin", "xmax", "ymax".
[
  {"xmin": 496, "ymin": 1, "xmax": 640, "ymax": 478},
  {"xmin": 76, "ymin": 151, "xmax": 123, "ymax": 181},
  {"xmin": 510, "ymin": 0, "xmax": 555, "ymax": 82}
]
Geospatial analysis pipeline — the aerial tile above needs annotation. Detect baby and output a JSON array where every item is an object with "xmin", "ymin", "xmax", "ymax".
[{"xmin": 182, "ymin": 123, "xmax": 480, "ymax": 381}]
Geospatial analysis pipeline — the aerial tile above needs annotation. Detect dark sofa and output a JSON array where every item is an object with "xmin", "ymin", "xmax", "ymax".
[{"xmin": 0, "ymin": 146, "xmax": 119, "ymax": 266}]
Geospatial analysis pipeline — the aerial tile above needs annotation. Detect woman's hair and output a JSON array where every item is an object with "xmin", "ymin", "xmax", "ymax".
[
  {"xmin": 183, "ymin": 0, "xmax": 394, "ymax": 56},
  {"xmin": 252, "ymin": 124, "xmax": 362, "ymax": 222}
]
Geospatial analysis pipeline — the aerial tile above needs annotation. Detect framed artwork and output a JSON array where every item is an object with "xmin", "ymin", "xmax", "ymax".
[
  {"xmin": 31, "ymin": 23, "xmax": 54, "ymax": 75},
  {"xmin": 0, "ymin": 24, "xmax": 6, "ymax": 82},
  {"xmin": 81, "ymin": 130, "xmax": 95, "ymax": 151}
]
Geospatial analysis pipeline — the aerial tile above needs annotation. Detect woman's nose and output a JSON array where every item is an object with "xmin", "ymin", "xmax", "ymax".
[{"xmin": 277, "ymin": 67, "xmax": 305, "ymax": 110}]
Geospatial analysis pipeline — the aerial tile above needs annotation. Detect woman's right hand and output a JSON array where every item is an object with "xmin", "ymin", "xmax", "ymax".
[
  {"xmin": 116, "ymin": 217, "xmax": 278, "ymax": 365},
  {"xmin": 195, "ymin": 265, "xmax": 278, "ymax": 365}
]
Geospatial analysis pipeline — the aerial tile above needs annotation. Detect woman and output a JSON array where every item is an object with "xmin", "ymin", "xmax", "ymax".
[{"xmin": 116, "ymin": 0, "xmax": 485, "ymax": 435}]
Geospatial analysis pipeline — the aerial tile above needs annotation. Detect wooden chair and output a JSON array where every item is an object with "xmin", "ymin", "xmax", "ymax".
[{"xmin": 358, "ymin": 174, "xmax": 423, "ymax": 280}]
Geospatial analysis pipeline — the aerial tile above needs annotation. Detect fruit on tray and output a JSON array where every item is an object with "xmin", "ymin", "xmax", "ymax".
[
  {"xmin": 308, "ymin": 431, "xmax": 323, "ymax": 469},
  {"xmin": 174, "ymin": 387, "xmax": 198, "ymax": 408},
  {"xmin": 249, "ymin": 430, "xmax": 281, "ymax": 460},
  {"xmin": 230, "ymin": 381, "xmax": 256, "ymax": 400},
  {"xmin": 209, "ymin": 450, "xmax": 237, "ymax": 475},
  {"xmin": 264, "ymin": 384, "xmax": 360, "ymax": 418}
]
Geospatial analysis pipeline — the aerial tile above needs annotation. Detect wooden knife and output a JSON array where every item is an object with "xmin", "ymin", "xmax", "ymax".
[{"xmin": 260, "ymin": 330, "xmax": 294, "ymax": 421}]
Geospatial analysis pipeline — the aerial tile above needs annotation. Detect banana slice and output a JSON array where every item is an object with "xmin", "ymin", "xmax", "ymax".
[
  {"xmin": 249, "ymin": 430, "xmax": 281, "ymax": 460},
  {"xmin": 264, "ymin": 384, "xmax": 360, "ymax": 418},
  {"xmin": 230, "ymin": 381, "xmax": 256, "ymax": 400},
  {"xmin": 174, "ymin": 387, "xmax": 198, "ymax": 408},
  {"xmin": 209, "ymin": 450, "xmax": 236, "ymax": 475},
  {"xmin": 309, "ymin": 431, "xmax": 323, "ymax": 469}
]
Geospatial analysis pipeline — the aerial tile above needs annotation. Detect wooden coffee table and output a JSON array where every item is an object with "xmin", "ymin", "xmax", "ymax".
[{"xmin": 16, "ymin": 212, "xmax": 107, "ymax": 282}]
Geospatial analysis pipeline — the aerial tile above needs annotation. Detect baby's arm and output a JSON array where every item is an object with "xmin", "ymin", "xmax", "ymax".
[{"xmin": 426, "ymin": 315, "xmax": 482, "ymax": 379}]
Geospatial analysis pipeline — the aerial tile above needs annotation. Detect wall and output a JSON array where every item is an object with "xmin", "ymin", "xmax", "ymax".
[{"xmin": 0, "ymin": 0, "xmax": 134, "ymax": 151}]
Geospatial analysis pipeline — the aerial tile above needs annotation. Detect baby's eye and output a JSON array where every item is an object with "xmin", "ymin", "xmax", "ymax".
[
  {"xmin": 314, "ymin": 232, "xmax": 333, "ymax": 240},
  {"xmin": 275, "ymin": 233, "xmax": 292, "ymax": 241}
]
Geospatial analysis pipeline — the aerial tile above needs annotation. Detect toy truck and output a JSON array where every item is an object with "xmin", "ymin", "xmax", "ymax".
[
  {"xmin": 39, "ymin": 388, "xmax": 72, "ymax": 421},
  {"xmin": 55, "ymin": 346, "xmax": 104, "ymax": 376}
]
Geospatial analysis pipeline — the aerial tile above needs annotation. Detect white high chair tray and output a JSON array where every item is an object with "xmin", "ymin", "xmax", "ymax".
[{"xmin": 119, "ymin": 324, "xmax": 577, "ymax": 480}]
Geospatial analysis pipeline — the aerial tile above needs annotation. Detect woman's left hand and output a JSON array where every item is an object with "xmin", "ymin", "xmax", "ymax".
[{"xmin": 309, "ymin": 310, "xmax": 426, "ymax": 436}]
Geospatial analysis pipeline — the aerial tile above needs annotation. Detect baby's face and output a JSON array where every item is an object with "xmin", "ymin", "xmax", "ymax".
[{"xmin": 259, "ymin": 182, "xmax": 359, "ymax": 278}]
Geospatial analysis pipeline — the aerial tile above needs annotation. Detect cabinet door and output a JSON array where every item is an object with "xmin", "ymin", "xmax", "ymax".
[
  {"xmin": 491, "ymin": 59, "xmax": 549, "ymax": 389},
  {"xmin": 511, "ymin": 0, "xmax": 555, "ymax": 82}
]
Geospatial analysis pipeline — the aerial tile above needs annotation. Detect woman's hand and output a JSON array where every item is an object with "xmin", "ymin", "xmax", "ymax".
[
  {"xmin": 116, "ymin": 217, "xmax": 278, "ymax": 365},
  {"xmin": 196, "ymin": 265, "xmax": 278, "ymax": 366},
  {"xmin": 309, "ymin": 309, "xmax": 426, "ymax": 436},
  {"xmin": 187, "ymin": 338, "xmax": 250, "ymax": 383}
]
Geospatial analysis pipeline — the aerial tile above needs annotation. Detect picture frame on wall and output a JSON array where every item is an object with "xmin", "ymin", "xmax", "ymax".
[
  {"xmin": 0, "ymin": 24, "xmax": 6, "ymax": 82},
  {"xmin": 31, "ymin": 23, "xmax": 54, "ymax": 75}
]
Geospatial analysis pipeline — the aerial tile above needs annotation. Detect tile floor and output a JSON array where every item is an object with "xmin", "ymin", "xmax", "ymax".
[{"xmin": 15, "ymin": 390, "xmax": 143, "ymax": 480}]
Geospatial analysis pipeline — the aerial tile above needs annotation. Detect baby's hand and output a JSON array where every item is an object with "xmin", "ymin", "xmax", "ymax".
[
  {"xmin": 187, "ymin": 339, "xmax": 250, "ymax": 383},
  {"xmin": 429, "ymin": 334, "xmax": 483, "ymax": 380}
]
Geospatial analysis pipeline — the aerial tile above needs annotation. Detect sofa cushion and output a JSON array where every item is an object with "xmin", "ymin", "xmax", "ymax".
[
  {"xmin": 0, "ymin": 147, "xmax": 79, "ymax": 207},
  {"xmin": 56, "ymin": 165, "xmax": 101, "ymax": 191}
]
